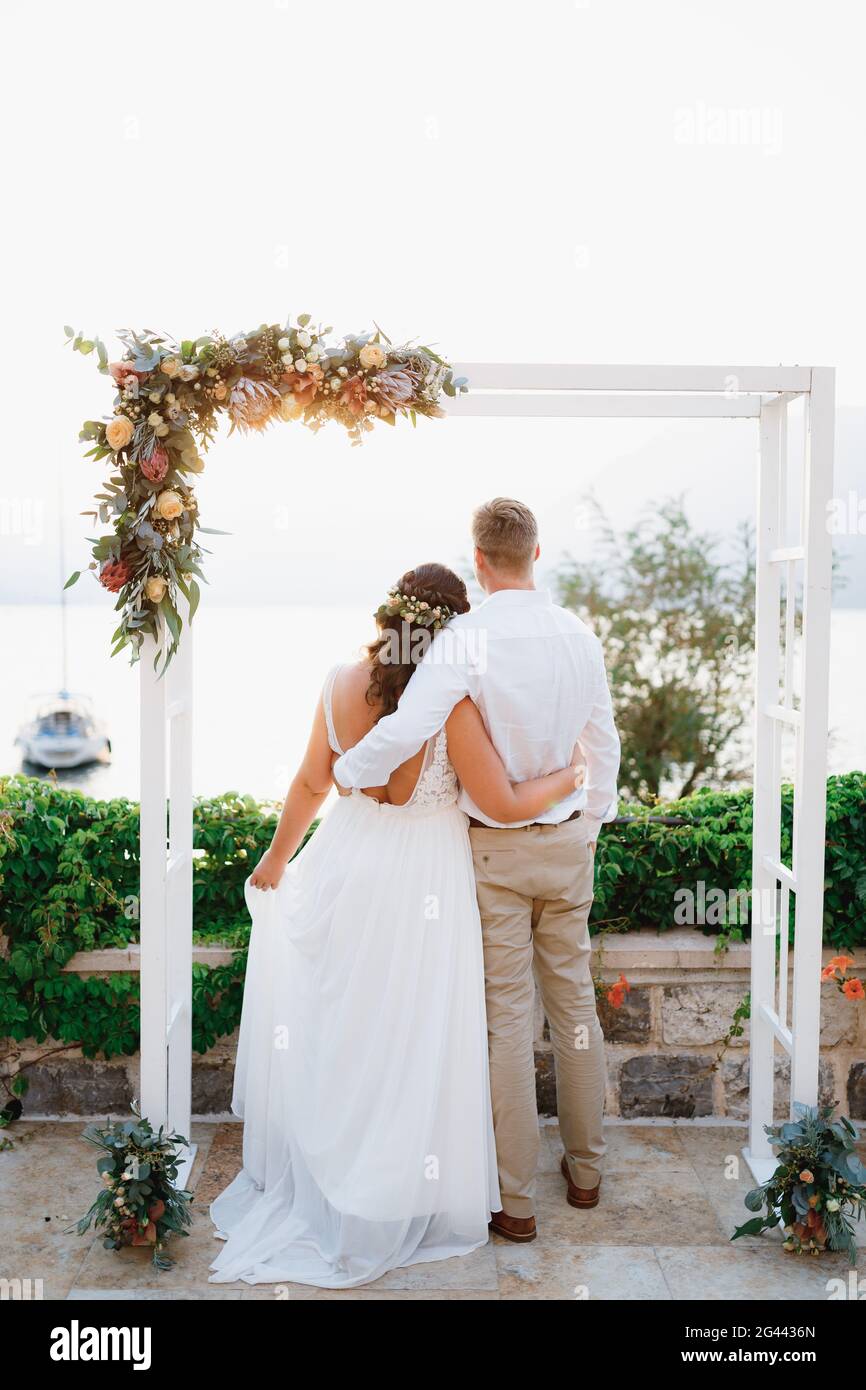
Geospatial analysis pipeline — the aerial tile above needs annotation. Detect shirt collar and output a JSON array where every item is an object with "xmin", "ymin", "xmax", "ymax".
[{"xmin": 478, "ymin": 587, "xmax": 552, "ymax": 608}]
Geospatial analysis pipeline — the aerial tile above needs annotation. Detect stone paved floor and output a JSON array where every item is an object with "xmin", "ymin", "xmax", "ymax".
[{"xmin": 2, "ymin": 1119, "xmax": 862, "ymax": 1301}]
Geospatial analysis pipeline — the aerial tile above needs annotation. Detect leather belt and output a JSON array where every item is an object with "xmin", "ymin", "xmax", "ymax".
[{"xmin": 467, "ymin": 808, "xmax": 583, "ymax": 830}]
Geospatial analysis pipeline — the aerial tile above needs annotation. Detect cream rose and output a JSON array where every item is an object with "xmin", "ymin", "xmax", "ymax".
[
  {"xmin": 145, "ymin": 575, "xmax": 167, "ymax": 603},
  {"xmin": 359, "ymin": 343, "xmax": 386, "ymax": 370},
  {"xmin": 106, "ymin": 416, "xmax": 135, "ymax": 450},
  {"xmin": 160, "ymin": 357, "xmax": 180, "ymax": 378},
  {"xmin": 155, "ymin": 490, "xmax": 184, "ymax": 521}
]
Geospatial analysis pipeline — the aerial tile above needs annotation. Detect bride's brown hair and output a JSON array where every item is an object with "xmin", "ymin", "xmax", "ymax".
[{"xmin": 366, "ymin": 562, "xmax": 470, "ymax": 720}]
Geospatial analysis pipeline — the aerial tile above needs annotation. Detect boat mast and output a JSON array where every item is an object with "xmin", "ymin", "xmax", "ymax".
[{"xmin": 58, "ymin": 468, "xmax": 69, "ymax": 692}]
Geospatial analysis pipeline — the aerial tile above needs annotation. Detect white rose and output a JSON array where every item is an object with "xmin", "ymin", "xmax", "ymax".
[
  {"xmin": 277, "ymin": 337, "xmax": 290, "ymax": 351},
  {"xmin": 329, "ymin": 378, "xmax": 340, "ymax": 391},
  {"xmin": 359, "ymin": 342, "xmax": 387, "ymax": 370},
  {"xmin": 306, "ymin": 346, "xmax": 320, "ymax": 362},
  {"xmin": 281, "ymin": 353, "xmax": 294, "ymax": 366},
  {"xmin": 294, "ymin": 359, "xmax": 307, "ymax": 373},
  {"xmin": 296, "ymin": 330, "xmax": 312, "ymax": 349},
  {"xmin": 148, "ymin": 412, "xmax": 163, "ymax": 429},
  {"xmin": 145, "ymin": 575, "xmax": 167, "ymax": 603},
  {"xmin": 155, "ymin": 490, "xmax": 184, "ymax": 521}
]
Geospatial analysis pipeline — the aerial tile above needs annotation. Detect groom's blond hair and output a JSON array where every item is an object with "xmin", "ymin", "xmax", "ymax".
[{"xmin": 472, "ymin": 497, "xmax": 538, "ymax": 573}]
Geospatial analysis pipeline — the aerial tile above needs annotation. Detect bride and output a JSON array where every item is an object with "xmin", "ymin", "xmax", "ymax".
[{"xmin": 209, "ymin": 563, "xmax": 580, "ymax": 1288}]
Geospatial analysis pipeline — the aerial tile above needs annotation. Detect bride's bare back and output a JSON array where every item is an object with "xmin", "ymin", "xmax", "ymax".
[
  {"xmin": 248, "ymin": 656, "xmax": 579, "ymax": 890},
  {"xmin": 329, "ymin": 662, "xmax": 425, "ymax": 806}
]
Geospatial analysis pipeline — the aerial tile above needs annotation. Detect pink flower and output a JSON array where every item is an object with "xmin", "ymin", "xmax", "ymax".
[
  {"xmin": 109, "ymin": 360, "xmax": 147, "ymax": 386},
  {"xmin": 372, "ymin": 365, "xmax": 418, "ymax": 412},
  {"xmin": 282, "ymin": 363, "xmax": 323, "ymax": 408},
  {"xmin": 340, "ymin": 374, "xmax": 368, "ymax": 418},
  {"xmin": 140, "ymin": 445, "xmax": 169, "ymax": 483},
  {"xmin": 99, "ymin": 559, "xmax": 132, "ymax": 593}
]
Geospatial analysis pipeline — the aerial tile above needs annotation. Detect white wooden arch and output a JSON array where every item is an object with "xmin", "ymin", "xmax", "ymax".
[{"xmin": 139, "ymin": 363, "xmax": 834, "ymax": 1186}]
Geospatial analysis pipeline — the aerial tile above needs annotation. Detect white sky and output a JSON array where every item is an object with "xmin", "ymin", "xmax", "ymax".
[{"xmin": 2, "ymin": 0, "xmax": 865, "ymax": 609}]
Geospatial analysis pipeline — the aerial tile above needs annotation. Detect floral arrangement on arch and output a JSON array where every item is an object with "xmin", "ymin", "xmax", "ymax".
[{"xmin": 64, "ymin": 318, "xmax": 466, "ymax": 670}]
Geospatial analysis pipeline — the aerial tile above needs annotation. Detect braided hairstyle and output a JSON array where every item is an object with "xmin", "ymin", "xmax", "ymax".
[{"xmin": 366, "ymin": 562, "xmax": 470, "ymax": 719}]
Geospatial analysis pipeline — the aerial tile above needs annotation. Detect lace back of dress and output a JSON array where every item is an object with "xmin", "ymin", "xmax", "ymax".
[{"xmin": 407, "ymin": 728, "xmax": 459, "ymax": 810}]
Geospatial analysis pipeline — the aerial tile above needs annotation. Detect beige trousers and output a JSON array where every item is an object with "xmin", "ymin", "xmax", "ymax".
[{"xmin": 469, "ymin": 816, "xmax": 606, "ymax": 1217}]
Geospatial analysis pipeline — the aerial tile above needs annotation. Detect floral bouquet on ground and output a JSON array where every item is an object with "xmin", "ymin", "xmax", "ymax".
[
  {"xmin": 72, "ymin": 1108, "xmax": 193, "ymax": 1271},
  {"xmin": 733, "ymin": 1104, "xmax": 866, "ymax": 1264}
]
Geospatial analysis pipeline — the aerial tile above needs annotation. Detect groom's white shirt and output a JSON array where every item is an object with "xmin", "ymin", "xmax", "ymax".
[{"xmin": 333, "ymin": 588, "xmax": 620, "ymax": 837}]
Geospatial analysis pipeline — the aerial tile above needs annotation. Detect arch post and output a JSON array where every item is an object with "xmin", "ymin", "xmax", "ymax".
[{"xmin": 139, "ymin": 601, "xmax": 196, "ymax": 1186}]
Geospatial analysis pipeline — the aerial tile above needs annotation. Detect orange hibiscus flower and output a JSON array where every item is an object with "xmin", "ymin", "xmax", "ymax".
[
  {"xmin": 829, "ymin": 955, "xmax": 855, "ymax": 974},
  {"xmin": 606, "ymin": 973, "xmax": 631, "ymax": 1009},
  {"xmin": 842, "ymin": 977, "xmax": 865, "ymax": 1001}
]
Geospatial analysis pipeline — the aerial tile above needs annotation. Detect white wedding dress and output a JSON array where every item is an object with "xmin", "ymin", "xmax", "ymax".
[{"xmin": 209, "ymin": 666, "xmax": 500, "ymax": 1287}]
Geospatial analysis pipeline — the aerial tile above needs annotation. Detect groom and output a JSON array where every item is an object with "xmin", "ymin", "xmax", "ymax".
[{"xmin": 333, "ymin": 498, "xmax": 620, "ymax": 1242}]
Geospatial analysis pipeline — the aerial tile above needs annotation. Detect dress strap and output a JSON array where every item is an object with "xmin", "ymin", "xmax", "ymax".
[{"xmin": 322, "ymin": 665, "xmax": 344, "ymax": 756}]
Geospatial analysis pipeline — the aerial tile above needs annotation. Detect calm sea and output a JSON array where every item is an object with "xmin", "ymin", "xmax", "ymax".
[{"xmin": 1, "ymin": 604, "xmax": 864, "ymax": 802}]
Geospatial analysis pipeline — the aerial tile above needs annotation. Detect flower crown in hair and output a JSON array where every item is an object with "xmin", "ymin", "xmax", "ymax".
[{"xmin": 375, "ymin": 589, "xmax": 454, "ymax": 632}]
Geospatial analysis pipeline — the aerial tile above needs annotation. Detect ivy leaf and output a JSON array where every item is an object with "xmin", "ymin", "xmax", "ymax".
[{"xmin": 188, "ymin": 578, "xmax": 201, "ymax": 623}]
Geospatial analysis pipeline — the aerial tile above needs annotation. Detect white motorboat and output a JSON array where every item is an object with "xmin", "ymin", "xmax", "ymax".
[
  {"xmin": 14, "ymin": 482, "xmax": 112, "ymax": 774},
  {"xmin": 16, "ymin": 692, "xmax": 111, "ymax": 770}
]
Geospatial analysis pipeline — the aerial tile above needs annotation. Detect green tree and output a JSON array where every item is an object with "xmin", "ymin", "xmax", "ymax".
[{"xmin": 557, "ymin": 498, "xmax": 755, "ymax": 801}]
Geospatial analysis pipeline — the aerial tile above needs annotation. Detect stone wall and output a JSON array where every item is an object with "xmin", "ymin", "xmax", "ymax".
[
  {"xmin": 582, "ymin": 930, "xmax": 866, "ymax": 1122},
  {"xmin": 4, "ymin": 931, "xmax": 865, "ymax": 1121}
]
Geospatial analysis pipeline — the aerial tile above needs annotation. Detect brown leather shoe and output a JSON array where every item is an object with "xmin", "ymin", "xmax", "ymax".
[
  {"xmin": 488, "ymin": 1211, "xmax": 537, "ymax": 1243},
  {"xmin": 561, "ymin": 1156, "xmax": 601, "ymax": 1209}
]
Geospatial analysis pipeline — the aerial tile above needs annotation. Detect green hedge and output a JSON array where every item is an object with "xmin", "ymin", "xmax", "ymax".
[
  {"xmin": 1, "ymin": 772, "xmax": 863, "ymax": 1060},
  {"xmin": 591, "ymin": 773, "xmax": 866, "ymax": 951}
]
